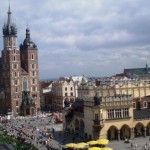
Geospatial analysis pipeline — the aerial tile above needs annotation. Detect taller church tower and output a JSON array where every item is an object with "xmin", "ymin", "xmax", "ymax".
[{"xmin": 0, "ymin": 6, "xmax": 40, "ymax": 116}]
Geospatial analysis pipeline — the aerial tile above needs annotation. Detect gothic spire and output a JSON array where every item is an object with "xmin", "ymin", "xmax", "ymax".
[
  {"xmin": 7, "ymin": 4, "xmax": 11, "ymax": 26},
  {"xmin": 3, "ymin": 5, "xmax": 17, "ymax": 36}
]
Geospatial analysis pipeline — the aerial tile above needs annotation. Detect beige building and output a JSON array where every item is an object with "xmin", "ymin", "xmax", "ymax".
[
  {"xmin": 63, "ymin": 80, "xmax": 150, "ymax": 141},
  {"xmin": 115, "ymin": 81, "xmax": 150, "ymax": 98},
  {"xmin": 96, "ymin": 80, "xmax": 150, "ymax": 98},
  {"xmin": 51, "ymin": 79, "xmax": 76, "ymax": 111}
]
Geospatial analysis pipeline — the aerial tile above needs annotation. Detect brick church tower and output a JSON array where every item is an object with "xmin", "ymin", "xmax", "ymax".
[{"xmin": 0, "ymin": 6, "xmax": 40, "ymax": 116}]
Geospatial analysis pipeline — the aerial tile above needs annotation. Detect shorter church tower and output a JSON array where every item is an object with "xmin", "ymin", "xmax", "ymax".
[{"xmin": 20, "ymin": 27, "xmax": 40, "ymax": 115}]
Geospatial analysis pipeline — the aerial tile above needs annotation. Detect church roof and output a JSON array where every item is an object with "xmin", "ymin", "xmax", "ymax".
[
  {"xmin": 72, "ymin": 99, "xmax": 84, "ymax": 108},
  {"xmin": 20, "ymin": 27, "xmax": 37, "ymax": 50},
  {"xmin": 134, "ymin": 109, "xmax": 150, "ymax": 119},
  {"xmin": 21, "ymin": 68, "xmax": 28, "ymax": 75},
  {"xmin": 124, "ymin": 66, "xmax": 149, "ymax": 75}
]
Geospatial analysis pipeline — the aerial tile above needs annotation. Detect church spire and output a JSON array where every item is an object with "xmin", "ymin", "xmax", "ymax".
[
  {"xmin": 3, "ymin": 4, "xmax": 17, "ymax": 36},
  {"xmin": 7, "ymin": 3, "xmax": 11, "ymax": 26},
  {"xmin": 145, "ymin": 62, "xmax": 148, "ymax": 74}
]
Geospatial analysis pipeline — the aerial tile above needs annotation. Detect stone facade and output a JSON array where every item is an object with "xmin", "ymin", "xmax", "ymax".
[{"xmin": 63, "ymin": 80, "xmax": 150, "ymax": 141}]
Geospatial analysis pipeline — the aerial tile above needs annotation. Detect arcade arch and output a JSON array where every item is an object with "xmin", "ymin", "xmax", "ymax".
[
  {"xmin": 120, "ymin": 124, "xmax": 130, "ymax": 140},
  {"xmin": 134, "ymin": 122, "xmax": 145, "ymax": 137},
  {"xmin": 107, "ymin": 126, "xmax": 118, "ymax": 141}
]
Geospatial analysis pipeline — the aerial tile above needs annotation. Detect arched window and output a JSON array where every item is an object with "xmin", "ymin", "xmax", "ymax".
[
  {"xmin": 31, "ymin": 53, "xmax": 34, "ymax": 60},
  {"xmin": 16, "ymin": 101, "xmax": 18, "ymax": 106},
  {"xmin": 22, "ymin": 77, "xmax": 28, "ymax": 90}
]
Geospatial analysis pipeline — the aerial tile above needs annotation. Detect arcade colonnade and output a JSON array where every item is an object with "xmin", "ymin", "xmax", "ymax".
[{"xmin": 69, "ymin": 118, "xmax": 150, "ymax": 140}]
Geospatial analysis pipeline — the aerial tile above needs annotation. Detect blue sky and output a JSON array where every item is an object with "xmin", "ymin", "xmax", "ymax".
[{"xmin": 0, "ymin": 0, "xmax": 150, "ymax": 79}]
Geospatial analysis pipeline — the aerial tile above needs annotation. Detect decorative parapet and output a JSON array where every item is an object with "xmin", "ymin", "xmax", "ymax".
[{"xmin": 102, "ymin": 94, "xmax": 132, "ymax": 102}]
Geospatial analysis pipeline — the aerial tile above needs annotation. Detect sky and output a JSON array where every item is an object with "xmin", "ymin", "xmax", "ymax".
[{"xmin": 0, "ymin": 0, "xmax": 150, "ymax": 79}]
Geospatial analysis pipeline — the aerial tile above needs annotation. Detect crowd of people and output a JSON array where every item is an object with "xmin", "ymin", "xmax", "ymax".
[{"xmin": 0, "ymin": 113, "xmax": 64, "ymax": 150}]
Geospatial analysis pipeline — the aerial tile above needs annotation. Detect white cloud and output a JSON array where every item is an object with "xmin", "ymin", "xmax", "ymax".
[{"xmin": 0, "ymin": 0, "xmax": 150, "ymax": 79}]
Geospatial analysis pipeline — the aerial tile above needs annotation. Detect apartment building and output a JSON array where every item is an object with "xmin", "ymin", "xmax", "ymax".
[{"xmin": 51, "ymin": 79, "xmax": 76, "ymax": 111}]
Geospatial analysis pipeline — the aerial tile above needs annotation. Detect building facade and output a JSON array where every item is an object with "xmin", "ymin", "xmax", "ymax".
[
  {"xmin": 39, "ymin": 81, "xmax": 53, "ymax": 111},
  {"xmin": 0, "ymin": 7, "xmax": 40, "ymax": 116},
  {"xmin": 63, "ymin": 80, "xmax": 150, "ymax": 141},
  {"xmin": 51, "ymin": 79, "xmax": 76, "ymax": 111}
]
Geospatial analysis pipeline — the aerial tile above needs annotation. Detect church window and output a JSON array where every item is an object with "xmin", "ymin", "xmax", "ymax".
[
  {"xmin": 14, "ymin": 80, "xmax": 18, "ymax": 85},
  {"xmin": 15, "ymin": 87, "xmax": 18, "ymax": 93},
  {"xmin": 32, "ymin": 71, "xmax": 35, "ymax": 76},
  {"xmin": 16, "ymin": 101, "xmax": 18, "ymax": 106},
  {"xmin": 13, "ymin": 63, "xmax": 17, "ymax": 69},
  {"xmin": 22, "ymin": 77, "xmax": 28, "ymax": 90},
  {"xmin": 14, "ymin": 56, "xmax": 16, "ymax": 61},
  {"xmin": 31, "ymin": 64, "xmax": 35, "ymax": 69},
  {"xmin": 14, "ymin": 49, "xmax": 16, "ymax": 54},
  {"xmin": 13, "ymin": 39, "xmax": 16, "ymax": 46},
  {"xmin": 8, "ymin": 37, "xmax": 11, "ymax": 46},
  {"xmin": 31, "ymin": 53, "xmax": 34, "ymax": 60},
  {"xmin": 32, "ymin": 79, "xmax": 35, "ymax": 84},
  {"xmin": 15, "ymin": 72, "xmax": 17, "ymax": 77}
]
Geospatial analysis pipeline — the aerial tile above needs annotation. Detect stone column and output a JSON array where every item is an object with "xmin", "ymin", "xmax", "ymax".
[
  {"xmin": 144, "ymin": 127, "xmax": 147, "ymax": 138},
  {"xmin": 118, "ymin": 130, "xmax": 120, "ymax": 141},
  {"xmin": 130, "ymin": 128, "xmax": 134, "ymax": 140}
]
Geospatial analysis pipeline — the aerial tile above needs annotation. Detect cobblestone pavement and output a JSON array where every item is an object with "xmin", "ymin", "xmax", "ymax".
[
  {"xmin": 2, "ymin": 115, "xmax": 150, "ymax": 150},
  {"xmin": 109, "ymin": 137, "xmax": 150, "ymax": 150}
]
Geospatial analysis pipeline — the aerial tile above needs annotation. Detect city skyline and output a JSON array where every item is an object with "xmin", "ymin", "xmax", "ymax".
[{"xmin": 0, "ymin": 0, "xmax": 150, "ymax": 79}]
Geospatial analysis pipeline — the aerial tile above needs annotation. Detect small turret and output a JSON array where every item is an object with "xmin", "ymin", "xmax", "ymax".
[
  {"xmin": 94, "ymin": 92, "xmax": 102, "ymax": 106},
  {"xmin": 20, "ymin": 27, "xmax": 37, "ymax": 49}
]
